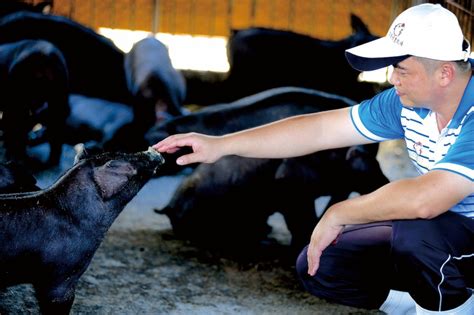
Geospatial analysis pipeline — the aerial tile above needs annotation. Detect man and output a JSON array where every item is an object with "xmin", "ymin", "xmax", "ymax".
[{"xmin": 154, "ymin": 4, "xmax": 473, "ymax": 314}]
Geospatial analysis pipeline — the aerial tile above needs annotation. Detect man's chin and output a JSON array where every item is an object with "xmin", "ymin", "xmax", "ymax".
[{"xmin": 398, "ymin": 96, "xmax": 414, "ymax": 107}]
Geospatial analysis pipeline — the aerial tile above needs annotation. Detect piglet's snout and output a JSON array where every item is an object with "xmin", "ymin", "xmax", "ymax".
[{"xmin": 145, "ymin": 146, "xmax": 165, "ymax": 170}]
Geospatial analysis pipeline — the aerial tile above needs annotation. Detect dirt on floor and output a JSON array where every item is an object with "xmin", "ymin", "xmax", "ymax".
[{"xmin": 0, "ymin": 140, "xmax": 417, "ymax": 314}]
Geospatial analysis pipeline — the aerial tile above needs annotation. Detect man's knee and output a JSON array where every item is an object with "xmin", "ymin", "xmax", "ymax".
[
  {"xmin": 295, "ymin": 246, "xmax": 328, "ymax": 299},
  {"xmin": 294, "ymin": 244, "xmax": 387, "ymax": 309}
]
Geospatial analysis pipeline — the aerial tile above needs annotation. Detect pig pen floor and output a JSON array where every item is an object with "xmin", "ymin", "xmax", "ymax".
[{"xmin": 0, "ymin": 140, "xmax": 417, "ymax": 315}]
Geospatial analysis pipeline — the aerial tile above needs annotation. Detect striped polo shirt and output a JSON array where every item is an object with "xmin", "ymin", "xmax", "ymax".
[{"xmin": 350, "ymin": 76, "xmax": 474, "ymax": 218}]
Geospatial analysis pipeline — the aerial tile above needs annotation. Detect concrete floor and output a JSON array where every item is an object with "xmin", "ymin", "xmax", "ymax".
[{"xmin": 0, "ymin": 139, "xmax": 417, "ymax": 314}]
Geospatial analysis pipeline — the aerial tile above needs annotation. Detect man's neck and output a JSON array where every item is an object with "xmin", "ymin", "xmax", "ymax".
[{"xmin": 433, "ymin": 72, "xmax": 471, "ymax": 130}]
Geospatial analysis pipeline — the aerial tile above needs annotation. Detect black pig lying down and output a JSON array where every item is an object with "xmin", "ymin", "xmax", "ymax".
[
  {"xmin": 63, "ymin": 94, "xmax": 134, "ymax": 147},
  {"xmin": 147, "ymin": 86, "xmax": 356, "ymax": 138},
  {"xmin": 146, "ymin": 86, "xmax": 357, "ymax": 174},
  {"xmin": 0, "ymin": 39, "xmax": 69, "ymax": 166},
  {"xmin": 29, "ymin": 94, "xmax": 135, "ymax": 156},
  {"xmin": 0, "ymin": 147, "xmax": 164, "ymax": 314}
]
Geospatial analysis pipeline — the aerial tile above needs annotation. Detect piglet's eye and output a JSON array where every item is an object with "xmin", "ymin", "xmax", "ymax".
[
  {"xmin": 103, "ymin": 160, "xmax": 124, "ymax": 168},
  {"xmin": 102, "ymin": 160, "xmax": 136, "ymax": 174}
]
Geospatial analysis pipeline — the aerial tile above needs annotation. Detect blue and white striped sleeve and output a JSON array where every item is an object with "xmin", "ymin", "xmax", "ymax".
[
  {"xmin": 350, "ymin": 88, "xmax": 405, "ymax": 142},
  {"xmin": 434, "ymin": 112, "xmax": 474, "ymax": 181}
]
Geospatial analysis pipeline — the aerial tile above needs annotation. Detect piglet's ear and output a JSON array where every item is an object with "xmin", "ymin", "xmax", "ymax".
[{"xmin": 93, "ymin": 160, "xmax": 137, "ymax": 199}]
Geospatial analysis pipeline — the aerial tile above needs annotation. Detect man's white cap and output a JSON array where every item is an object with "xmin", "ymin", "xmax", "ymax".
[{"xmin": 345, "ymin": 3, "xmax": 471, "ymax": 71}]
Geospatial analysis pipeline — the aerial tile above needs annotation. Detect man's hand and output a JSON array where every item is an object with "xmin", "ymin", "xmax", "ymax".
[
  {"xmin": 153, "ymin": 133, "xmax": 224, "ymax": 165},
  {"xmin": 307, "ymin": 211, "xmax": 344, "ymax": 276}
]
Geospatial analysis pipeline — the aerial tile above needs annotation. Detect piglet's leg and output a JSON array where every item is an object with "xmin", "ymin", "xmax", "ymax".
[
  {"xmin": 281, "ymin": 197, "xmax": 319, "ymax": 255},
  {"xmin": 2, "ymin": 106, "xmax": 30, "ymax": 164}
]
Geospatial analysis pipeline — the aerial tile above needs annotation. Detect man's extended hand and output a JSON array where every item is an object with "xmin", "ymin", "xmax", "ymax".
[{"xmin": 153, "ymin": 132, "xmax": 223, "ymax": 165}]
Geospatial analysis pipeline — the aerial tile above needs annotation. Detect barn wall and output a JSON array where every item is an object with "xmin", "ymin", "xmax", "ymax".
[
  {"xmin": 50, "ymin": 0, "xmax": 395, "ymax": 39},
  {"xmin": 22, "ymin": 0, "xmax": 474, "ymax": 51},
  {"xmin": 443, "ymin": 0, "xmax": 473, "ymax": 49}
]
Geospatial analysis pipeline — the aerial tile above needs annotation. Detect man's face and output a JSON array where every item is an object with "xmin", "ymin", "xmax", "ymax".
[{"xmin": 389, "ymin": 57, "xmax": 436, "ymax": 107}]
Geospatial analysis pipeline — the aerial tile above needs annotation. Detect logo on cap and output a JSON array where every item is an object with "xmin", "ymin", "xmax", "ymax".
[{"xmin": 389, "ymin": 23, "xmax": 405, "ymax": 46}]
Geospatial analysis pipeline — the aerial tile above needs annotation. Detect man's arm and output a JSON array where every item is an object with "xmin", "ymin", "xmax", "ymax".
[
  {"xmin": 307, "ymin": 169, "xmax": 474, "ymax": 275},
  {"xmin": 154, "ymin": 107, "xmax": 372, "ymax": 165}
]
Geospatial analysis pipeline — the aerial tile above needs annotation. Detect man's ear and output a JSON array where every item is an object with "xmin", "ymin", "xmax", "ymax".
[
  {"xmin": 439, "ymin": 62, "xmax": 455, "ymax": 87},
  {"xmin": 93, "ymin": 160, "xmax": 137, "ymax": 199}
]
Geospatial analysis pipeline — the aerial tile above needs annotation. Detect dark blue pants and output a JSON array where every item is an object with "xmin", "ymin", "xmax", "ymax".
[{"xmin": 295, "ymin": 211, "xmax": 474, "ymax": 311}]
